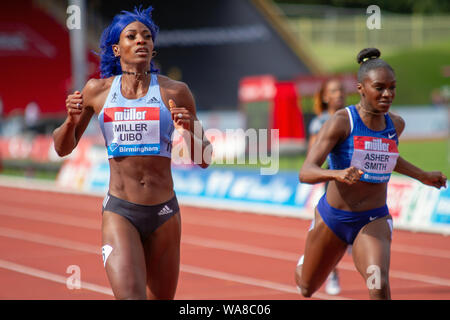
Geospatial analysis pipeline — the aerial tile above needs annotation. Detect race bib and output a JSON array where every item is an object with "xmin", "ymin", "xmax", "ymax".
[
  {"xmin": 103, "ymin": 106, "xmax": 160, "ymax": 157},
  {"xmin": 350, "ymin": 136, "xmax": 399, "ymax": 183}
]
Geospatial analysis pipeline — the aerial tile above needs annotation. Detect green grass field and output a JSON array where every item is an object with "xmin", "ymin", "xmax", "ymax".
[{"xmin": 397, "ymin": 139, "xmax": 450, "ymax": 178}]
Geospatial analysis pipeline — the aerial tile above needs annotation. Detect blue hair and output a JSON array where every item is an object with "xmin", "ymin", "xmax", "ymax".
[{"xmin": 99, "ymin": 6, "xmax": 159, "ymax": 78}]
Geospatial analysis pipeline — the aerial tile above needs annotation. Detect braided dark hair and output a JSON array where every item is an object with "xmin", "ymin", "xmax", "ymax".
[{"xmin": 357, "ymin": 48, "xmax": 394, "ymax": 82}]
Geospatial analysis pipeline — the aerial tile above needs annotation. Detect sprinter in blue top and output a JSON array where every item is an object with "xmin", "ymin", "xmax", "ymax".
[
  {"xmin": 295, "ymin": 48, "xmax": 447, "ymax": 300},
  {"xmin": 53, "ymin": 6, "xmax": 211, "ymax": 300}
]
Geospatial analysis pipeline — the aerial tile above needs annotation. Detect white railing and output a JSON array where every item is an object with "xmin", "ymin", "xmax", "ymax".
[{"xmin": 287, "ymin": 14, "xmax": 450, "ymax": 48}]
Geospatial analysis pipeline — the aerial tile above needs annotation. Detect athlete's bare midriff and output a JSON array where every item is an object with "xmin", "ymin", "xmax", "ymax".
[
  {"xmin": 326, "ymin": 180, "xmax": 388, "ymax": 212},
  {"xmin": 108, "ymin": 156, "xmax": 174, "ymax": 205}
]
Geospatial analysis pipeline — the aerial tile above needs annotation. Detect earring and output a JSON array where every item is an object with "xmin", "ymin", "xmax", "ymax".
[{"xmin": 152, "ymin": 50, "xmax": 157, "ymax": 58}]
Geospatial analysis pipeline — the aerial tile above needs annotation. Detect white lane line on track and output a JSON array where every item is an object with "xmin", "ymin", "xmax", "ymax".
[
  {"xmin": 2, "ymin": 179, "xmax": 450, "ymax": 256},
  {"xmin": 182, "ymin": 216, "xmax": 450, "ymax": 260},
  {"xmin": 183, "ymin": 235, "xmax": 299, "ymax": 261},
  {"xmin": 0, "ymin": 227, "xmax": 341, "ymax": 300},
  {"xmin": 0, "ymin": 259, "xmax": 113, "ymax": 296},
  {"xmin": 2, "ymin": 205, "xmax": 450, "ymax": 287},
  {"xmin": 182, "ymin": 235, "xmax": 450, "ymax": 287},
  {"xmin": 2, "ymin": 204, "xmax": 449, "ymax": 261},
  {"xmin": 0, "ymin": 227, "xmax": 99, "ymax": 253},
  {"xmin": 1, "ymin": 225, "xmax": 450, "ymax": 293},
  {"xmin": 179, "ymin": 265, "xmax": 350, "ymax": 300},
  {"xmin": 0, "ymin": 204, "xmax": 99, "ymax": 230}
]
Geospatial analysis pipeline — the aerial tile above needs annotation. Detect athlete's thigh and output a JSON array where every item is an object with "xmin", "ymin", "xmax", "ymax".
[
  {"xmin": 352, "ymin": 215, "xmax": 392, "ymax": 282},
  {"xmin": 143, "ymin": 211, "xmax": 182, "ymax": 299},
  {"xmin": 301, "ymin": 208, "xmax": 348, "ymax": 290},
  {"xmin": 102, "ymin": 211, "xmax": 147, "ymax": 298}
]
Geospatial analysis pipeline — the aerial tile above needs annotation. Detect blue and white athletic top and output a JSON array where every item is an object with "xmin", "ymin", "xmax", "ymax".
[
  {"xmin": 328, "ymin": 105, "xmax": 399, "ymax": 183},
  {"xmin": 98, "ymin": 74, "xmax": 174, "ymax": 159}
]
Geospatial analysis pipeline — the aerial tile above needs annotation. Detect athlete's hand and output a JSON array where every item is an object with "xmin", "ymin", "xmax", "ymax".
[
  {"xmin": 421, "ymin": 171, "xmax": 447, "ymax": 189},
  {"xmin": 335, "ymin": 166, "xmax": 364, "ymax": 185},
  {"xmin": 169, "ymin": 99, "xmax": 192, "ymax": 131},
  {"xmin": 65, "ymin": 91, "xmax": 84, "ymax": 124}
]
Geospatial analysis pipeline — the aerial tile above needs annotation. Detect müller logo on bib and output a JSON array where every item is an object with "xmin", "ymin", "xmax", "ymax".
[
  {"xmin": 351, "ymin": 135, "xmax": 399, "ymax": 183},
  {"xmin": 104, "ymin": 107, "xmax": 160, "ymax": 122},
  {"xmin": 354, "ymin": 136, "xmax": 397, "ymax": 153}
]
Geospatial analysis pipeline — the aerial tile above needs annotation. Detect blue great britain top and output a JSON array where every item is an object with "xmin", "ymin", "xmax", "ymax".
[
  {"xmin": 328, "ymin": 105, "xmax": 399, "ymax": 183},
  {"xmin": 98, "ymin": 74, "xmax": 174, "ymax": 159}
]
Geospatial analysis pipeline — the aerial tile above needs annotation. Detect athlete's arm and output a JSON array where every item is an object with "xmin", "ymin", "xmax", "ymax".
[
  {"xmin": 390, "ymin": 112, "xmax": 447, "ymax": 188},
  {"xmin": 163, "ymin": 78, "xmax": 212, "ymax": 168},
  {"xmin": 394, "ymin": 157, "xmax": 447, "ymax": 188},
  {"xmin": 299, "ymin": 109, "xmax": 363, "ymax": 185},
  {"xmin": 52, "ymin": 79, "xmax": 101, "ymax": 157}
]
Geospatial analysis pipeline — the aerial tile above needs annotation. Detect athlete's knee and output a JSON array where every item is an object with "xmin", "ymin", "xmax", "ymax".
[
  {"xmin": 368, "ymin": 283, "xmax": 390, "ymax": 300},
  {"xmin": 112, "ymin": 275, "xmax": 146, "ymax": 300},
  {"xmin": 147, "ymin": 279, "xmax": 178, "ymax": 300},
  {"xmin": 365, "ymin": 268, "xmax": 390, "ymax": 300},
  {"xmin": 147, "ymin": 289, "xmax": 176, "ymax": 300},
  {"xmin": 115, "ymin": 283, "xmax": 147, "ymax": 300}
]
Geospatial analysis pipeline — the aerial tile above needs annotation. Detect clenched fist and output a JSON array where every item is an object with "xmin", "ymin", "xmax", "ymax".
[
  {"xmin": 65, "ymin": 91, "xmax": 84, "ymax": 124},
  {"xmin": 336, "ymin": 166, "xmax": 364, "ymax": 185}
]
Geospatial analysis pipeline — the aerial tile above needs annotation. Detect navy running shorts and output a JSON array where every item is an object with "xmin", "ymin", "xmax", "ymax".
[
  {"xmin": 102, "ymin": 192, "xmax": 180, "ymax": 242},
  {"xmin": 317, "ymin": 193, "xmax": 389, "ymax": 244}
]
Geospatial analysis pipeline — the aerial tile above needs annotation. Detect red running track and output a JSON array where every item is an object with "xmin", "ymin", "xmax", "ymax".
[{"xmin": 0, "ymin": 184, "xmax": 449, "ymax": 300}]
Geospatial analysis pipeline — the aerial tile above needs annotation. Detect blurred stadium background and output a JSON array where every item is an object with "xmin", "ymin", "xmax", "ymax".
[
  {"xmin": 1, "ymin": 0, "xmax": 449, "ymax": 169},
  {"xmin": 0, "ymin": 0, "xmax": 449, "ymax": 242},
  {"xmin": 0, "ymin": 0, "xmax": 450, "ymax": 225}
]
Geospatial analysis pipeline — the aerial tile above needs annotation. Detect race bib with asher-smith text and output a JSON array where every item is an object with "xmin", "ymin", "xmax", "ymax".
[
  {"xmin": 103, "ymin": 106, "xmax": 160, "ymax": 158},
  {"xmin": 350, "ymin": 136, "xmax": 399, "ymax": 183}
]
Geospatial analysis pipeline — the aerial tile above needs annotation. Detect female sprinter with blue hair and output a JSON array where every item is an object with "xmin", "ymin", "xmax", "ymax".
[
  {"xmin": 294, "ymin": 48, "xmax": 447, "ymax": 299},
  {"xmin": 53, "ymin": 6, "xmax": 211, "ymax": 299}
]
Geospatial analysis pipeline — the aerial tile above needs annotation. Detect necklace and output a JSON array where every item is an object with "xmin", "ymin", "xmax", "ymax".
[
  {"xmin": 356, "ymin": 103, "xmax": 385, "ymax": 115},
  {"xmin": 122, "ymin": 70, "xmax": 151, "ymax": 76}
]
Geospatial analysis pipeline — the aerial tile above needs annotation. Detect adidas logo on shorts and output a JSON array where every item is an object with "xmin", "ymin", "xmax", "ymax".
[{"xmin": 158, "ymin": 205, "xmax": 173, "ymax": 216}]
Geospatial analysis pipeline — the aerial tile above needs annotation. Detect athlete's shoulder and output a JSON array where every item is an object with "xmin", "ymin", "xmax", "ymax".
[
  {"xmin": 83, "ymin": 77, "xmax": 114, "ymax": 96},
  {"xmin": 157, "ymin": 74, "xmax": 195, "ymax": 109},
  {"xmin": 157, "ymin": 74, "xmax": 190, "ymax": 93},
  {"xmin": 82, "ymin": 77, "xmax": 114, "ymax": 110},
  {"xmin": 387, "ymin": 110, "xmax": 405, "ymax": 136},
  {"xmin": 333, "ymin": 107, "xmax": 352, "ymax": 124},
  {"xmin": 387, "ymin": 110, "xmax": 404, "ymax": 124},
  {"xmin": 327, "ymin": 107, "xmax": 352, "ymax": 137}
]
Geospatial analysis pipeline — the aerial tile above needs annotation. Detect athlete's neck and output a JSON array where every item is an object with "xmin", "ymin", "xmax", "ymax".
[
  {"xmin": 356, "ymin": 103, "xmax": 385, "ymax": 116},
  {"xmin": 120, "ymin": 70, "xmax": 151, "ymax": 99}
]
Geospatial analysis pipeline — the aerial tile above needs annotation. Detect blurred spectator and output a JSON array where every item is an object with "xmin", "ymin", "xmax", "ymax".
[
  {"xmin": 306, "ymin": 77, "xmax": 347, "ymax": 295},
  {"xmin": 308, "ymin": 78, "xmax": 346, "ymax": 150}
]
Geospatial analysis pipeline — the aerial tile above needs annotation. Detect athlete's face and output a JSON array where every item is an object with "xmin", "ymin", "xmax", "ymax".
[
  {"xmin": 358, "ymin": 68, "xmax": 396, "ymax": 113},
  {"xmin": 113, "ymin": 21, "xmax": 154, "ymax": 66},
  {"xmin": 323, "ymin": 80, "xmax": 346, "ymax": 114}
]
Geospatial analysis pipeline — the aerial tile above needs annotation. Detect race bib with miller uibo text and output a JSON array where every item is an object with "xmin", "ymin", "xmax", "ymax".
[
  {"xmin": 103, "ymin": 106, "xmax": 160, "ymax": 158},
  {"xmin": 350, "ymin": 136, "xmax": 399, "ymax": 183}
]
